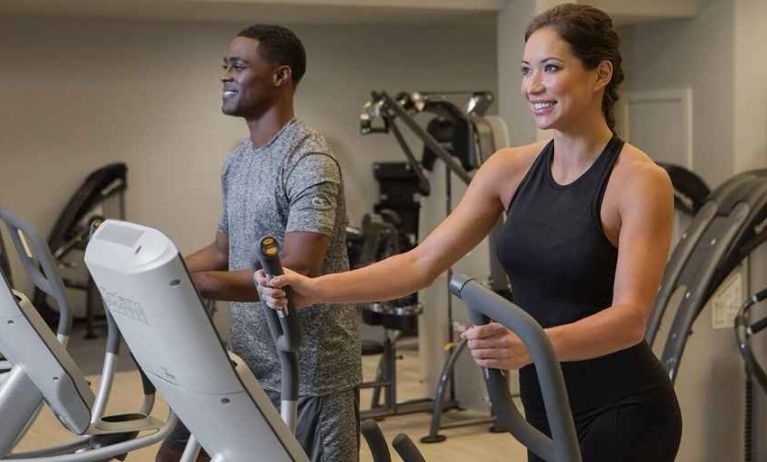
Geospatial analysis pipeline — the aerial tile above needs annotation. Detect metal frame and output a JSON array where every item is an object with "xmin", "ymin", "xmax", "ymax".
[
  {"xmin": 385, "ymin": 275, "xmax": 581, "ymax": 462},
  {"xmin": 0, "ymin": 210, "xmax": 165, "ymax": 461},
  {"xmin": 359, "ymin": 91, "xmax": 511, "ymax": 442},
  {"xmin": 85, "ymin": 220, "xmax": 309, "ymax": 461},
  {"xmin": 647, "ymin": 169, "xmax": 767, "ymax": 383},
  {"xmin": 735, "ymin": 287, "xmax": 767, "ymax": 391}
]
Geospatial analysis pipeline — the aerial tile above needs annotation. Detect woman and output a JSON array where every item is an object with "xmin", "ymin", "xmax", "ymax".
[{"xmin": 256, "ymin": 4, "xmax": 682, "ymax": 461}]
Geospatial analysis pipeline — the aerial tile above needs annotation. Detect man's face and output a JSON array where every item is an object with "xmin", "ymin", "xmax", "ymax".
[{"xmin": 221, "ymin": 36, "xmax": 278, "ymax": 118}]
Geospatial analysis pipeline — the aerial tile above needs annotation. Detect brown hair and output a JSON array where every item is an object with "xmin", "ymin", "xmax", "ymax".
[{"xmin": 525, "ymin": 3, "xmax": 624, "ymax": 129}]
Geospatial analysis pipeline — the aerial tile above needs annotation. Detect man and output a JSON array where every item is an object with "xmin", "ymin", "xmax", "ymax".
[{"xmin": 156, "ymin": 25, "xmax": 361, "ymax": 462}]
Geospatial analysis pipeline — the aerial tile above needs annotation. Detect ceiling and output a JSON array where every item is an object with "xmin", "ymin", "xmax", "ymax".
[
  {"xmin": 0, "ymin": 0, "xmax": 696, "ymax": 27},
  {"xmin": 0, "ymin": 0, "xmax": 501, "ymax": 26}
]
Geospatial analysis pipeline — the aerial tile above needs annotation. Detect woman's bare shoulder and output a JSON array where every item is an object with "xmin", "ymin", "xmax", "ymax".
[
  {"xmin": 486, "ymin": 140, "xmax": 547, "ymax": 173},
  {"xmin": 613, "ymin": 142, "xmax": 673, "ymax": 200}
]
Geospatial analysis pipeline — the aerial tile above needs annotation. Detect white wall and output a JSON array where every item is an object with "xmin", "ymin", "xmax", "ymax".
[
  {"xmin": 621, "ymin": 0, "xmax": 735, "ymax": 187},
  {"xmin": 497, "ymin": 0, "xmax": 537, "ymax": 145},
  {"xmin": 0, "ymin": 16, "xmax": 497, "ymax": 294},
  {"xmin": 734, "ymin": 0, "xmax": 767, "ymax": 173}
]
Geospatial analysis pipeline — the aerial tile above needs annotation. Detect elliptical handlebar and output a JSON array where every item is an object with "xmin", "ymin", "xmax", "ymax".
[
  {"xmin": 0, "ymin": 208, "xmax": 72, "ymax": 339},
  {"xmin": 360, "ymin": 420, "xmax": 392, "ymax": 462},
  {"xmin": 449, "ymin": 275, "xmax": 581, "ymax": 462},
  {"xmin": 392, "ymin": 433, "xmax": 426, "ymax": 462},
  {"xmin": 251, "ymin": 236, "xmax": 301, "ymax": 432}
]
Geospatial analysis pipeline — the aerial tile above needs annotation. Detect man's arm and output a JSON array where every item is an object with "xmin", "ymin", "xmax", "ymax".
[
  {"xmin": 279, "ymin": 232, "xmax": 329, "ymax": 277},
  {"xmin": 184, "ymin": 231, "xmax": 247, "ymax": 301},
  {"xmin": 186, "ymin": 232, "xmax": 229, "ymax": 273},
  {"xmin": 196, "ymin": 150, "xmax": 338, "ymax": 302},
  {"xmin": 192, "ymin": 232, "xmax": 328, "ymax": 301}
]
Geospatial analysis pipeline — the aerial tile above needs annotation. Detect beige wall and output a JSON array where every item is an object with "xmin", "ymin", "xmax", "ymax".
[
  {"xmin": 0, "ymin": 16, "xmax": 497, "ymax": 293},
  {"xmin": 497, "ymin": 0, "xmax": 538, "ymax": 145},
  {"xmin": 620, "ymin": 0, "xmax": 735, "ymax": 187},
  {"xmin": 734, "ymin": 0, "xmax": 767, "ymax": 173}
]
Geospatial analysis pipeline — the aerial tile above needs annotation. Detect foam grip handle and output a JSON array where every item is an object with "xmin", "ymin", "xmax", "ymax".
[
  {"xmin": 252, "ymin": 236, "xmax": 300, "ymax": 353},
  {"xmin": 465, "ymin": 306, "xmax": 517, "ymax": 430},
  {"xmin": 392, "ymin": 434, "xmax": 426, "ymax": 462},
  {"xmin": 754, "ymin": 287, "xmax": 767, "ymax": 304},
  {"xmin": 751, "ymin": 316, "xmax": 767, "ymax": 335},
  {"xmin": 467, "ymin": 306, "xmax": 491, "ymax": 328},
  {"xmin": 258, "ymin": 238, "xmax": 285, "ymax": 278},
  {"xmin": 360, "ymin": 420, "xmax": 392, "ymax": 462}
]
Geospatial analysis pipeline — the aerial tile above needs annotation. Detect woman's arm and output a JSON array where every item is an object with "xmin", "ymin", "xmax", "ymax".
[
  {"xmin": 195, "ymin": 232, "xmax": 330, "ymax": 301},
  {"xmin": 257, "ymin": 150, "xmax": 522, "ymax": 308},
  {"xmin": 466, "ymin": 160, "xmax": 674, "ymax": 368}
]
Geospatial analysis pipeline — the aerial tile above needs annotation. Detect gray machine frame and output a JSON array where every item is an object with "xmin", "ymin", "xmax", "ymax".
[
  {"xmin": 0, "ymin": 209, "xmax": 170, "ymax": 461},
  {"xmin": 359, "ymin": 91, "xmax": 512, "ymax": 442},
  {"xmin": 85, "ymin": 220, "xmax": 309, "ymax": 462},
  {"xmin": 448, "ymin": 275, "xmax": 580, "ymax": 462},
  {"xmin": 0, "ymin": 228, "xmax": 11, "ymax": 288},
  {"xmin": 0, "ymin": 269, "xmax": 171, "ymax": 461},
  {"xmin": 0, "ymin": 223, "xmax": 12, "ymax": 383},
  {"xmin": 363, "ymin": 275, "xmax": 581, "ymax": 462},
  {"xmin": 0, "ymin": 208, "xmax": 80, "ymax": 453},
  {"xmin": 251, "ymin": 236, "xmax": 302, "ymax": 434},
  {"xmin": 736, "ymin": 287, "xmax": 767, "ymax": 391},
  {"xmin": 646, "ymin": 169, "xmax": 767, "ymax": 382}
]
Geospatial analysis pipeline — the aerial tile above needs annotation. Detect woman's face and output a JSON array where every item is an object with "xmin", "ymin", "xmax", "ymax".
[{"xmin": 520, "ymin": 27, "xmax": 602, "ymax": 130}]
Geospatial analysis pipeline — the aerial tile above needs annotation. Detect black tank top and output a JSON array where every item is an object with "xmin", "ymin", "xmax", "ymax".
[{"xmin": 497, "ymin": 136, "xmax": 669, "ymax": 416}]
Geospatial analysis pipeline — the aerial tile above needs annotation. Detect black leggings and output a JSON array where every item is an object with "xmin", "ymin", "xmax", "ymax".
[{"xmin": 526, "ymin": 383, "xmax": 682, "ymax": 462}]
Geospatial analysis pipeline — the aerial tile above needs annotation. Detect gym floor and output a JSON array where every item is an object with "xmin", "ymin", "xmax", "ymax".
[{"xmin": 15, "ymin": 325, "xmax": 526, "ymax": 461}]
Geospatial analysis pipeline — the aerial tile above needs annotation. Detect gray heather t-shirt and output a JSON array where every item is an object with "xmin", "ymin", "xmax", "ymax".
[{"xmin": 219, "ymin": 119, "xmax": 361, "ymax": 396}]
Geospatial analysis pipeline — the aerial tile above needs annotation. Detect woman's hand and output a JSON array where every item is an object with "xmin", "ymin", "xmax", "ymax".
[
  {"xmin": 462, "ymin": 322, "xmax": 532, "ymax": 370},
  {"xmin": 253, "ymin": 268, "xmax": 317, "ymax": 309}
]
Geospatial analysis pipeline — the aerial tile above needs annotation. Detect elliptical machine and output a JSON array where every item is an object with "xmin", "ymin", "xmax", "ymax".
[
  {"xmin": 0, "ymin": 209, "xmax": 171, "ymax": 461},
  {"xmin": 361, "ymin": 274, "xmax": 582, "ymax": 462},
  {"xmin": 358, "ymin": 90, "xmax": 513, "ymax": 442},
  {"xmin": 85, "ymin": 221, "xmax": 395, "ymax": 461}
]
